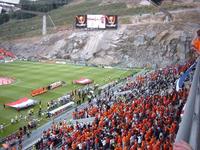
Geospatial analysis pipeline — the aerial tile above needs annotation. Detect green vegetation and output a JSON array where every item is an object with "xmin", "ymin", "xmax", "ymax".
[
  {"xmin": 0, "ymin": 0, "xmax": 71, "ymax": 25},
  {"xmin": 120, "ymin": 17, "xmax": 132, "ymax": 24},
  {"xmin": 0, "ymin": 61, "xmax": 137, "ymax": 138},
  {"xmin": 0, "ymin": 0, "xmax": 196, "ymax": 40}
]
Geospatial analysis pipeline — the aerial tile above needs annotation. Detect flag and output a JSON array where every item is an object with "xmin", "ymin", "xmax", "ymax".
[
  {"xmin": 73, "ymin": 78, "xmax": 93, "ymax": 85},
  {"xmin": 176, "ymin": 62, "xmax": 196, "ymax": 91},
  {"xmin": 6, "ymin": 97, "xmax": 37, "ymax": 109}
]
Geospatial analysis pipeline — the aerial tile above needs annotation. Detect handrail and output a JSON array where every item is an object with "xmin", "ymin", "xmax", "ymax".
[{"xmin": 175, "ymin": 57, "xmax": 200, "ymax": 150}]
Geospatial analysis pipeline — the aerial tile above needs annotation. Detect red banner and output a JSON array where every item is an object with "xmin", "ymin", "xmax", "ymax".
[{"xmin": 31, "ymin": 87, "xmax": 47, "ymax": 97}]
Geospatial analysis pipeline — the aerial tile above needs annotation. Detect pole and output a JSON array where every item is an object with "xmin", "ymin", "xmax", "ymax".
[
  {"xmin": 149, "ymin": 0, "xmax": 173, "ymax": 21},
  {"xmin": 42, "ymin": 14, "xmax": 47, "ymax": 35},
  {"xmin": 48, "ymin": 15, "xmax": 56, "ymax": 29}
]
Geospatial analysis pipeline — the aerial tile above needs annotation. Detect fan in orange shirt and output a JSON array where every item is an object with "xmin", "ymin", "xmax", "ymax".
[{"xmin": 191, "ymin": 29, "xmax": 200, "ymax": 55}]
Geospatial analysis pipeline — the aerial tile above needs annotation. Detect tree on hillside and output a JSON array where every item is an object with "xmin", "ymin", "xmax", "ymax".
[
  {"xmin": 0, "ymin": 13, "xmax": 9, "ymax": 25},
  {"xmin": 0, "ymin": 0, "xmax": 71, "ymax": 24}
]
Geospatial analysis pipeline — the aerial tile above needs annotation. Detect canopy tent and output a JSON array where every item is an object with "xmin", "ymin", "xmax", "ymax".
[
  {"xmin": 5, "ymin": 97, "xmax": 37, "ymax": 110},
  {"xmin": 73, "ymin": 78, "xmax": 93, "ymax": 85},
  {"xmin": 48, "ymin": 101, "xmax": 74, "ymax": 116}
]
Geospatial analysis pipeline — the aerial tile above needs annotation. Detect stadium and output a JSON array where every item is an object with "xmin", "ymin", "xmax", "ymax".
[{"xmin": 0, "ymin": 0, "xmax": 200, "ymax": 149}]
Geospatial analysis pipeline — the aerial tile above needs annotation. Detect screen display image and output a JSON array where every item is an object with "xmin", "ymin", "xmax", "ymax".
[
  {"xmin": 75, "ymin": 15, "xmax": 87, "ymax": 28},
  {"xmin": 105, "ymin": 15, "xmax": 118, "ymax": 29},
  {"xmin": 87, "ymin": 14, "xmax": 106, "ymax": 29}
]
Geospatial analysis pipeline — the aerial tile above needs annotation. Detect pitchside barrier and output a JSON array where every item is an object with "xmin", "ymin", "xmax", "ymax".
[{"xmin": 22, "ymin": 59, "xmax": 142, "ymax": 71}]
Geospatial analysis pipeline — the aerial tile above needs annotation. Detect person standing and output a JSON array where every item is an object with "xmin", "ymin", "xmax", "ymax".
[{"xmin": 191, "ymin": 29, "xmax": 200, "ymax": 56}]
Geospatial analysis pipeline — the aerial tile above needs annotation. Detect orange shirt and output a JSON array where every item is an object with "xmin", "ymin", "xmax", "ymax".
[
  {"xmin": 148, "ymin": 144, "xmax": 153, "ymax": 150},
  {"xmin": 71, "ymin": 142, "xmax": 77, "ymax": 150},
  {"xmin": 115, "ymin": 145, "xmax": 122, "ymax": 150},
  {"xmin": 117, "ymin": 136, "xmax": 122, "ymax": 145},
  {"xmin": 192, "ymin": 38, "xmax": 200, "ymax": 53},
  {"xmin": 163, "ymin": 143, "xmax": 168, "ymax": 150},
  {"xmin": 141, "ymin": 141, "xmax": 145, "ymax": 149}
]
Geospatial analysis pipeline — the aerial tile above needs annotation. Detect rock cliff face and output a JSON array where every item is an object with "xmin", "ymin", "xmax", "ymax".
[{"xmin": 1, "ymin": 9, "xmax": 200, "ymax": 68}]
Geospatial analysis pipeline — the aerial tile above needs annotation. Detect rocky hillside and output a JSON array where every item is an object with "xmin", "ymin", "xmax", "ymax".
[{"xmin": 1, "ymin": 8, "xmax": 200, "ymax": 68}]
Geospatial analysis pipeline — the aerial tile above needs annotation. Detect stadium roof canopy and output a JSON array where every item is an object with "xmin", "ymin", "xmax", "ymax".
[{"xmin": 0, "ymin": 0, "xmax": 20, "ymax": 4}]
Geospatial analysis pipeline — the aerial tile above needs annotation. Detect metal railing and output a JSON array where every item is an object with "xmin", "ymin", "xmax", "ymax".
[{"xmin": 175, "ymin": 57, "xmax": 200, "ymax": 150}]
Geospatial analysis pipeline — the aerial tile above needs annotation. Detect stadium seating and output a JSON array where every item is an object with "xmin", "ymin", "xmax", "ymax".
[
  {"xmin": 0, "ymin": 48, "xmax": 15, "ymax": 58},
  {"xmin": 30, "ymin": 60, "xmax": 194, "ymax": 150},
  {"xmin": 0, "ymin": 48, "xmax": 15, "ymax": 63}
]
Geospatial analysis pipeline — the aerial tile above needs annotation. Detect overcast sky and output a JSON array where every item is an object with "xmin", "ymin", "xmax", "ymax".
[{"xmin": 0, "ymin": 0, "xmax": 20, "ymax": 4}]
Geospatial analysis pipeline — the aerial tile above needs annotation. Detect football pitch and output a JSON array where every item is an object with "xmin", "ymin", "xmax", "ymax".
[{"xmin": 0, "ymin": 61, "xmax": 138, "ymax": 138}]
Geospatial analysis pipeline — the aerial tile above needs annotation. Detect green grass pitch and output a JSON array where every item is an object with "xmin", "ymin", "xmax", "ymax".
[{"xmin": 0, "ymin": 61, "xmax": 138, "ymax": 138}]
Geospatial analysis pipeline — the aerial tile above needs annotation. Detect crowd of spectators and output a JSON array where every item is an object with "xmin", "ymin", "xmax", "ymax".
[
  {"xmin": 2, "ymin": 123, "xmax": 33, "ymax": 150},
  {"xmin": 32, "ymin": 59, "xmax": 195, "ymax": 150}
]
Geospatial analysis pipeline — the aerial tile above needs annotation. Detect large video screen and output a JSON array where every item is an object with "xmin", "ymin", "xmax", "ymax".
[
  {"xmin": 87, "ymin": 15, "xmax": 106, "ymax": 29},
  {"xmin": 75, "ymin": 15, "xmax": 87, "ymax": 28},
  {"xmin": 75, "ymin": 14, "xmax": 118, "ymax": 29},
  {"xmin": 105, "ymin": 15, "xmax": 118, "ymax": 29}
]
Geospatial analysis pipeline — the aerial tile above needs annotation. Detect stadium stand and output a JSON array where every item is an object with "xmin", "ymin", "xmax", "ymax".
[
  {"xmin": 0, "ymin": 48, "xmax": 15, "ymax": 63},
  {"xmin": 0, "ymin": 55, "xmax": 4, "ymax": 60},
  {"xmin": 27, "ymin": 59, "xmax": 195, "ymax": 150}
]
